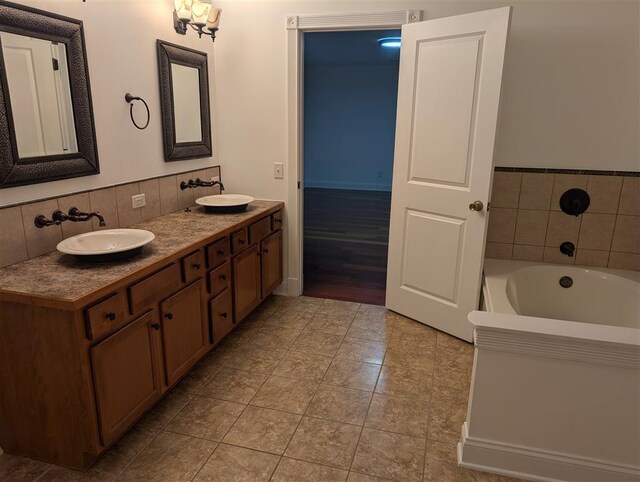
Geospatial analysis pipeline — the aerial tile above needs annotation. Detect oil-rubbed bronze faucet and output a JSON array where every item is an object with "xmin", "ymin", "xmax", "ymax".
[
  {"xmin": 34, "ymin": 207, "xmax": 105, "ymax": 228},
  {"xmin": 180, "ymin": 178, "xmax": 225, "ymax": 191}
]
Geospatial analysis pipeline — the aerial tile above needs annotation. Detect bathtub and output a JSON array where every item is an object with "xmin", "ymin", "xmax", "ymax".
[{"xmin": 458, "ymin": 259, "xmax": 640, "ymax": 482}]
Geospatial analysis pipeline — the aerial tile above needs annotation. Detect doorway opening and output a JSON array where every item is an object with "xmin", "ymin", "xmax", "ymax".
[{"xmin": 302, "ymin": 29, "xmax": 400, "ymax": 305}]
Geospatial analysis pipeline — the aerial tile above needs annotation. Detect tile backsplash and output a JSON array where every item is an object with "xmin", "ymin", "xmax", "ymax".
[
  {"xmin": 486, "ymin": 169, "xmax": 640, "ymax": 271},
  {"xmin": 0, "ymin": 167, "xmax": 221, "ymax": 269}
]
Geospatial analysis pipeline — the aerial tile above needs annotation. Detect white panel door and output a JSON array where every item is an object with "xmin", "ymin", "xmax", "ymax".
[
  {"xmin": 1, "ymin": 32, "xmax": 66, "ymax": 157},
  {"xmin": 386, "ymin": 7, "xmax": 511, "ymax": 341}
]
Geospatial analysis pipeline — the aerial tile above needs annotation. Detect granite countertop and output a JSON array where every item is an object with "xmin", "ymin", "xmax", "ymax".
[{"xmin": 0, "ymin": 200, "xmax": 283, "ymax": 304}]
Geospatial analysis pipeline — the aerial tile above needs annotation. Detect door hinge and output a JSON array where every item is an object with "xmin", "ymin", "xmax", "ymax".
[{"xmin": 52, "ymin": 58, "xmax": 59, "ymax": 71}]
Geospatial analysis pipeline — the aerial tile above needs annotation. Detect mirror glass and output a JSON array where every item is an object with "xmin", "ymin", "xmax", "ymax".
[
  {"xmin": 1, "ymin": 32, "xmax": 78, "ymax": 159},
  {"xmin": 171, "ymin": 63, "xmax": 202, "ymax": 143}
]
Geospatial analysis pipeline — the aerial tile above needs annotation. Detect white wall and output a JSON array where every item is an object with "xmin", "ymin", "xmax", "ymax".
[
  {"xmin": 0, "ymin": 0, "xmax": 219, "ymax": 207},
  {"xmin": 1, "ymin": 0, "xmax": 638, "ymax": 207},
  {"xmin": 214, "ymin": 0, "xmax": 639, "ymax": 204}
]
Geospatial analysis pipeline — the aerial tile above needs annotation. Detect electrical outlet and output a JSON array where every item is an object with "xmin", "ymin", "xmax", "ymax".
[
  {"xmin": 274, "ymin": 163, "xmax": 284, "ymax": 179},
  {"xmin": 132, "ymin": 194, "xmax": 146, "ymax": 209}
]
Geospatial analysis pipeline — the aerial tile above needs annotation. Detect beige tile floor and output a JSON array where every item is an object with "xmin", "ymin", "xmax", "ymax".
[{"xmin": 0, "ymin": 296, "xmax": 521, "ymax": 482}]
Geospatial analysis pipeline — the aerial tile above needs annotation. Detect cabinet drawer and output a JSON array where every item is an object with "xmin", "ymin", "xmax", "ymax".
[
  {"xmin": 231, "ymin": 228, "xmax": 248, "ymax": 254},
  {"xmin": 249, "ymin": 216, "xmax": 272, "ymax": 244},
  {"xmin": 208, "ymin": 261, "xmax": 230, "ymax": 297},
  {"xmin": 182, "ymin": 249, "xmax": 205, "ymax": 284},
  {"xmin": 206, "ymin": 237, "xmax": 229, "ymax": 269},
  {"xmin": 210, "ymin": 289, "xmax": 234, "ymax": 343},
  {"xmin": 128, "ymin": 263, "xmax": 180, "ymax": 314},
  {"xmin": 271, "ymin": 210, "xmax": 283, "ymax": 231},
  {"xmin": 85, "ymin": 292, "xmax": 127, "ymax": 341}
]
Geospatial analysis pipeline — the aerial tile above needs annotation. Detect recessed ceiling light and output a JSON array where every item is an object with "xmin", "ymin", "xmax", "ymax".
[{"xmin": 378, "ymin": 37, "xmax": 401, "ymax": 48}]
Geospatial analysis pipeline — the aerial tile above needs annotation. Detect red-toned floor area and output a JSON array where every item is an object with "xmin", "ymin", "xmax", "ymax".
[{"xmin": 302, "ymin": 188, "xmax": 391, "ymax": 306}]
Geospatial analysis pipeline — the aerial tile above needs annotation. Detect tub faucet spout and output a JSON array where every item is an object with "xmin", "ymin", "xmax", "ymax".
[{"xmin": 560, "ymin": 241, "xmax": 575, "ymax": 257}]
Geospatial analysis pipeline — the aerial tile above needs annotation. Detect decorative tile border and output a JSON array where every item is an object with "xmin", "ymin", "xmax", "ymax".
[{"xmin": 495, "ymin": 166, "xmax": 640, "ymax": 177}]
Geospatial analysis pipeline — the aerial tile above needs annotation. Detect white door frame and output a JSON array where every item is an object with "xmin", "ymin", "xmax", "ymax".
[{"xmin": 285, "ymin": 10, "xmax": 423, "ymax": 296}]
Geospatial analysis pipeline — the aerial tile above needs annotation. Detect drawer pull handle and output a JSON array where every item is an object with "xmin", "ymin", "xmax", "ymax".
[
  {"xmin": 263, "ymin": 248, "xmax": 269, "ymax": 254},
  {"xmin": 192, "ymin": 263, "xmax": 201, "ymax": 269},
  {"xmin": 274, "ymin": 218, "xmax": 282, "ymax": 224},
  {"xmin": 238, "ymin": 239, "xmax": 245, "ymax": 245},
  {"xmin": 165, "ymin": 312, "xmax": 174, "ymax": 320},
  {"xmin": 217, "ymin": 249, "xmax": 225, "ymax": 256},
  {"xmin": 219, "ymin": 274, "xmax": 227, "ymax": 281},
  {"xmin": 151, "ymin": 323, "xmax": 161, "ymax": 331},
  {"xmin": 105, "ymin": 312, "xmax": 117, "ymax": 321},
  {"xmin": 219, "ymin": 312, "xmax": 228, "ymax": 318}
]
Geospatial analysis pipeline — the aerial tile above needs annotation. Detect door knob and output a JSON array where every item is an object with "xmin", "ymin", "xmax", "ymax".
[{"xmin": 469, "ymin": 200, "xmax": 484, "ymax": 212}]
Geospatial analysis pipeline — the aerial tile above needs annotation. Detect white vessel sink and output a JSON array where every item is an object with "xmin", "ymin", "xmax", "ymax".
[
  {"xmin": 57, "ymin": 229, "xmax": 155, "ymax": 262},
  {"xmin": 196, "ymin": 194, "xmax": 254, "ymax": 213}
]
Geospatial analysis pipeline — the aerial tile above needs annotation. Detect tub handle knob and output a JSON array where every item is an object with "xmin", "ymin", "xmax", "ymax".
[{"xmin": 469, "ymin": 200, "xmax": 484, "ymax": 212}]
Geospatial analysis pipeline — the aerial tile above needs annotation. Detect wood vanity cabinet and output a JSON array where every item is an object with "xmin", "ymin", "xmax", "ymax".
[
  {"xmin": 0, "ymin": 203, "xmax": 284, "ymax": 470},
  {"xmin": 232, "ymin": 213, "xmax": 283, "ymax": 322},
  {"xmin": 91, "ymin": 310, "xmax": 163, "ymax": 446},
  {"xmin": 160, "ymin": 280, "xmax": 208, "ymax": 386}
]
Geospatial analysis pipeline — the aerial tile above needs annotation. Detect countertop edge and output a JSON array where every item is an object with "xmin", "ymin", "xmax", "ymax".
[{"xmin": 0, "ymin": 201, "xmax": 284, "ymax": 310}]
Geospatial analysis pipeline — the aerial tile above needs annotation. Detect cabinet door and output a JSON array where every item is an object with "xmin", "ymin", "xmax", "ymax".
[
  {"xmin": 233, "ymin": 244, "xmax": 261, "ymax": 322},
  {"xmin": 160, "ymin": 281, "xmax": 208, "ymax": 386},
  {"xmin": 261, "ymin": 230, "xmax": 283, "ymax": 298},
  {"xmin": 91, "ymin": 311, "xmax": 162, "ymax": 446},
  {"xmin": 210, "ymin": 288, "xmax": 234, "ymax": 343}
]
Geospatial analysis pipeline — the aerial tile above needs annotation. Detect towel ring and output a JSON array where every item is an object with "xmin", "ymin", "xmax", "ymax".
[{"xmin": 125, "ymin": 93, "xmax": 150, "ymax": 130}]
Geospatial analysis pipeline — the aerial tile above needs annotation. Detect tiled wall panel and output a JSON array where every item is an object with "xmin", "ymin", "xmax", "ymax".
[
  {"xmin": 0, "ymin": 167, "xmax": 221, "ymax": 268},
  {"xmin": 487, "ymin": 170, "xmax": 639, "ymax": 271}
]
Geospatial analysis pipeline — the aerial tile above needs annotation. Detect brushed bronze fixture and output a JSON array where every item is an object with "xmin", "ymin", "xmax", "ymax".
[{"xmin": 34, "ymin": 207, "xmax": 105, "ymax": 228}]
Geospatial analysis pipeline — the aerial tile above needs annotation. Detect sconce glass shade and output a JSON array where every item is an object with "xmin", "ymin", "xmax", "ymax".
[
  {"xmin": 174, "ymin": 0, "xmax": 191, "ymax": 21},
  {"xmin": 191, "ymin": 2, "xmax": 211, "ymax": 26},
  {"xmin": 206, "ymin": 8, "xmax": 221, "ymax": 30}
]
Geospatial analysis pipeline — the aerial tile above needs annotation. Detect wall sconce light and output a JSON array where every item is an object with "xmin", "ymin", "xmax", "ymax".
[{"xmin": 174, "ymin": 0, "xmax": 221, "ymax": 42}]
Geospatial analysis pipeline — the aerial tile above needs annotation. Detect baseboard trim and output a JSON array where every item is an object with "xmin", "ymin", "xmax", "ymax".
[
  {"xmin": 458, "ymin": 423, "xmax": 640, "ymax": 482},
  {"xmin": 304, "ymin": 180, "xmax": 392, "ymax": 192},
  {"xmin": 285, "ymin": 277, "xmax": 301, "ymax": 297},
  {"xmin": 273, "ymin": 280, "xmax": 288, "ymax": 296}
]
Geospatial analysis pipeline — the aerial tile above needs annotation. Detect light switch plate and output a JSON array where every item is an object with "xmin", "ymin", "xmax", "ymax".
[
  {"xmin": 274, "ymin": 163, "xmax": 284, "ymax": 179},
  {"xmin": 132, "ymin": 194, "xmax": 146, "ymax": 209}
]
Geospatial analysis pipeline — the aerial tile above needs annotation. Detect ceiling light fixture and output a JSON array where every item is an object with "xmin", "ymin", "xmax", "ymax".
[
  {"xmin": 378, "ymin": 37, "xmax": 401, "ymax": 48},
  {"xmin": 174, "ymin": 0, "xmax": 221, "ymax": 42}
]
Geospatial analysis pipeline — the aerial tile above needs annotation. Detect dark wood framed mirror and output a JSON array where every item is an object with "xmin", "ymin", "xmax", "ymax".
[
  {"xmin": 0, "ymin": 1, "xmax": 99, "ymax": 188},
  {"xmin": 157, "ymin": 40, "xmax": 212, "ymax": 162}
]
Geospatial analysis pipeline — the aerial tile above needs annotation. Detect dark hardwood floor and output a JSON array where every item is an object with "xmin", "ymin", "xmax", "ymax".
[{"xmin": 303, "ymin": 187, "xmax": 391, "ymax": 305}]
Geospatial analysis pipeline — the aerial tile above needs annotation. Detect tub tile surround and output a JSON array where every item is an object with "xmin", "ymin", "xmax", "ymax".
[
  {"xmin": 0, "ymin": 167, "xmax": 220, "ymax": 269},
  {"xmin": 487, "ymin": 170, "xmax": 640, "ymax": 271},
  {"xmin": 0, "ymin": 298, "xmax": 522, "ymax": 482}
]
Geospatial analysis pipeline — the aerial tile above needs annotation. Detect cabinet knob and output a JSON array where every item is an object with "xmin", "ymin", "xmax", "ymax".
[
  {"xmin": 150, "ymin": 323, "xmax": 161, "ymax": 331},
  {"xmin": 217, "ymin": 249, "xmax": 225, "ymax": 256},
  {"xmin": 219, "ymin": 312, "xmax": 228, "ymax": 318},
  {"xmin": 192, "ymin": 263, "xmax": 201, "ymax": 270},
  {"xmin": 263, "ymin": 248, "xmax": 269, "ymax": 254},
  {"xmin": 274, "ymin": 218, "xmax": 282, "ymax": 224},
  {"xmin": 105, "ymin": 312, "xmax": 116, "ymax": 321},
  {"xmin": 219, "ymin": 274, "xmax": 227, "ymax": 281},
  {"xmin": 238, "ymin": 239, "xmax": 245, "ymax": 245},
  {"xmin": 165, "ymin": 312, "xmax": 173, "ymax": 320}
]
